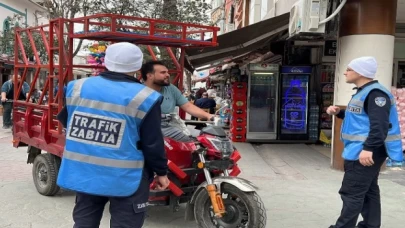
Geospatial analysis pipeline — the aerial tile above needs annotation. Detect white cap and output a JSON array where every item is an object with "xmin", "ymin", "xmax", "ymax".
[
  {"xmin": 104, "ymin": 42, "xmax": 143, "ymax": 73},
  {"xmin": 347, "ymin": 56, "xmax": 378, "ymax": 79}
]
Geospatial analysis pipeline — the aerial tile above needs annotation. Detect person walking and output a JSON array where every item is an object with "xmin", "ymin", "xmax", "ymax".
[
  {"xmin": 1, "ymin": 74, "xmax": 30, "ymax": 128},
  {"xmin": 194, "ymin": 92, "xmax": 217, "ymax": 114},
  {"xmin": 191, "ymin": 92, "xmax": 217, "ymax": 120},
  {"xmin": 327, "ymin": 56, "xmax": 403, "ymax": 228},
  {"xmin": 56, "ymin": 42, "xmax": 170, "ymax": 228}
]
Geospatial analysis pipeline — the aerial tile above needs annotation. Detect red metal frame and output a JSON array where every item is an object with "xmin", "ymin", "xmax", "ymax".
[
  {"xmin": 12, "ymin": 14, "xmax": 219, "ymax": 156},
  {"xmin": 69, "ymin": 14, "xmax": 218, "ymax": 47}
]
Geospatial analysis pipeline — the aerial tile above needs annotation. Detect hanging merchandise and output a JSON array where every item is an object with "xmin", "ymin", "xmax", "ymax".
[
  {"xmin": 387, "ymin": 87, "xmax": 405, "ymax": 167},
  {"xmin": 308, "ymin": 92, "xmax": 319, "ymax": 142},
  {"xmin": 217, "ymin": 100, "xmax": 231, "ymax": 127},
  {"xmin": 320, "ymin": 64, "xmax": 335, "ymax": 130},
  {"xmin": 86, "ymin": 41, "xmax": 108, "ymax": 76}
]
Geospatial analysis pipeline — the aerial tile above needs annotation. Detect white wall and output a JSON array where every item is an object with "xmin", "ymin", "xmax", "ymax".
[
  {"xmin": 0, "ymin": 1, "xmax": 89, "ymax": 64},
  {"xmin": 217, "ymin": 19, "xmax": 226, "ymax": 35},
  {"xmin": 249, "ymin": 0, "xmax": 262, "ymax": 25},
  {"xmin": 260, "ymin": 0, "xmax": 270, "ymax": 20},
  {"xmin": 0, "ymin": 0, "xmax": 47, "ymax": 31},
  {"xmin": 249, "ymin": 0, "xmax": 296, "ymax": 25},
  {"xmin": 254, "ymin": 0, "xmax": 298, "ymax": 22},
  {"xmin": 274, "ymin": 0, "xmax": 298, "ymax": 16},
  {"xmin": 212, "ymin": 0, "xmax": 225, "ymax": 10}
]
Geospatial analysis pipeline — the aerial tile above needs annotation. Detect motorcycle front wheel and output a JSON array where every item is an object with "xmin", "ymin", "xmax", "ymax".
[{"xmin": 193, "ymin": 183, "xmax": 266, "ymax": 228}]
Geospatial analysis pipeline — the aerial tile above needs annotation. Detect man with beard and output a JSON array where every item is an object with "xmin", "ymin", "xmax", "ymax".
[
  {"xmin": 1, "ymin": 74, "xmax": 30, "ymax": 129},
  {"xmin": 141, "ymin": 61, "xmax": 215, "ymax": 120}
]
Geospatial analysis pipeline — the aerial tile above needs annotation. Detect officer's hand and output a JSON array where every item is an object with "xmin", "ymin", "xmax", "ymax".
[
  {"xmin": 359, "ymin": 150, "xmax": 374, "ymax": 166},
  {"xmin": 1, "ymin": 98, "xmax": 6, "ymax": 102},
  {"xmin": 155, "ymin": 175, "xmax": 170, "ymax": 190},
  {"xmin": 326, "ymin": 106, "xmax": 340, "ymax": 115}
]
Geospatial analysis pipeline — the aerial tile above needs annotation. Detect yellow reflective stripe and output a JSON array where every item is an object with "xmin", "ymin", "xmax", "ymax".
[
  {"xmin": 64, "ymin": 150, "xmax": 144, "ymax": 169},
  {"xmin": 65, "ymin": 97, "xmax": 146, "ymax": 119},
  {"xmin": 342, "ymin": 133, "xmax": 402, "ymax": 142}
]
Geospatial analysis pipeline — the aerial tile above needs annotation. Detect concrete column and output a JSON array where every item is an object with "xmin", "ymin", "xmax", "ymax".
[{"xmin": 332, "ymin": 0, "xmax": 398, "ymax": 170}]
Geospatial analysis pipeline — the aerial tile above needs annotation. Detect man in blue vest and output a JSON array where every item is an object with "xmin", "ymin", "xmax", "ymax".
[
  {"xmin": 327, "ymin": 56, "xmax": 403, "ymax": 228},
  {"xmin": 56, "ymin": 42, "xmax": 170, "ymax": 228}
]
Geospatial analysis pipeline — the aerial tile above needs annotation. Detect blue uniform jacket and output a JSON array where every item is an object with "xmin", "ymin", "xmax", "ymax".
[{"xmin": 57, "ymin": 71, "xmax": 168, "ymax": 179}]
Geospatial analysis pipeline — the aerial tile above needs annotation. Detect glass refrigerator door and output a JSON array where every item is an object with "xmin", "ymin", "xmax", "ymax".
[
  {"xmin": 280, "ymin": 75, "xmax": 309, "ymax": 134},
  {"xmin": 248, "ymin": 72, "xmax": 278, "ymax": 134}
]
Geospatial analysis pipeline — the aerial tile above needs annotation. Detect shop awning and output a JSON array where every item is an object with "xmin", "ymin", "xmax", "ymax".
[{"xmin": 185, "ymin": 13, "xmax": 290, "ymax": 70}]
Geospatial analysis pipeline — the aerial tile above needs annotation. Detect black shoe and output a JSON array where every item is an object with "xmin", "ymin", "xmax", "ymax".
[{"xmin": 2, "ymin": 125, "xmax": 10, "ymax": 129}]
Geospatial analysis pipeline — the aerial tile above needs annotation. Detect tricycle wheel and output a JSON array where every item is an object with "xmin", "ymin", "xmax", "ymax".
[
  {"xmin": 32, "ymin": 153, "xmax": 61, "ymax": 196},
  {"xmin": 194, "ymin": 183, "xmax": 266, "ymax": 228}
]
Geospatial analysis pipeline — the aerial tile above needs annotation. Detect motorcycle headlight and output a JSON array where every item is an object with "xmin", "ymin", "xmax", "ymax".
[{"xmin": 207, "ymin": 138, "xmax": 233, "ymax": 157}]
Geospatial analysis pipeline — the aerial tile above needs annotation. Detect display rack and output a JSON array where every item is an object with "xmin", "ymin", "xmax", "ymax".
[
  {"xmin": 320, "ymin": 64, "xmax": 335, "ymax": 129},
  {"xmin": 230, "ymin": 82, "xmax": 247, "ymax": 142}
]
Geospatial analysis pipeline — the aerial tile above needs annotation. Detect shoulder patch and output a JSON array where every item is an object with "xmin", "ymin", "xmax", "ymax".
[{"xmin": 374, "ymin": 97, "xmax": 387, "ymax": 107}]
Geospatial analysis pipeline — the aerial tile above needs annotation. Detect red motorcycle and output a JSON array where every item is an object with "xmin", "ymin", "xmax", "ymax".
[
  {"xmin": 149, "ymin": 114, "xmax": 267, "ymax": 228},
  {"xmin": 26, "ymin": 112, "xmax": 266, "ymax": 227}
]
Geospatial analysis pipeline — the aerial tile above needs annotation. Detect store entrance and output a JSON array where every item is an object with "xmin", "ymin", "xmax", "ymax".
[{"xmin": 393, "ymin": 60, "xmax": 405, "ymax": 87}]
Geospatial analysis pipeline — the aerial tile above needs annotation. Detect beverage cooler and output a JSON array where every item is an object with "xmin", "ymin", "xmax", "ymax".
[
  {"xmin": 246, "ymin": 64, "xmax": 279, "ymax": 141},
  {"xmin": 279, "ymin": 66, "xmax": 312, "ymax": 140}
]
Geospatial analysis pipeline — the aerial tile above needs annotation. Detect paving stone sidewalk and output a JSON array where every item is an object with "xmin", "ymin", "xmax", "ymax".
[{"xmin": 0, "ymin": 122, "xmax": 405, "ymax": 227}]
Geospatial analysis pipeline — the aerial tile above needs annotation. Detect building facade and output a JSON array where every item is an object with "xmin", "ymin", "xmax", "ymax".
[
  {"xmin": 0, "ymin": 0, "xmax": 47, "ymax": 29},
  {"xmin": 0, "ymin": 0, "xmax": 89, "ymax": 89},
  {"xmin": 212, "ymin": 0, "xmax": 300, "ymax": 34},
  {"xmin": 0, "ymin": 1, "xmax": 48, "ymax": 85},
  {"xmin": 211, "ymin": 0, "xmax": 226, "ymax": 35},
  {"xmin": 202, "ymin": 0, "xmax": 405, "ymax": 169}
]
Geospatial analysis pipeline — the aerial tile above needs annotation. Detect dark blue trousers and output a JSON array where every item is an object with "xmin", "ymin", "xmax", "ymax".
[
  {"xmin": 72, "ymin": 177, "xmax": 150, "ymax": 228},
  {"xmin": 334, "ymin": 156, "xmax": 386, "ymax": 228}
]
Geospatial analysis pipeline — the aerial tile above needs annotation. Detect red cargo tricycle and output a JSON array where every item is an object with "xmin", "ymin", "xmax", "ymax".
[{"xmin": 11, "ymin": 14, "xmax": 266, "ymax": 227}]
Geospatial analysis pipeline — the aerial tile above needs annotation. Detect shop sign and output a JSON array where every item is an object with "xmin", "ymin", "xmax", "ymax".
[
  {"xmin": 324, "ymin": 40, "xmax": 337, "ymax": 56},
  {"xmin": 248, "ymin": 63, "xmax": 279, "ymax": 71},
  {"xmin": 281, "ymin": 66, "xmax": 312, "ymax": 74}
]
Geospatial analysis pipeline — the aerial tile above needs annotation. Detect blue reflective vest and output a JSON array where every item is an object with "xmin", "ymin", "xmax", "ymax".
[
  {"xmin": 341, "ymin": 83, "xmax": 403, "ymax": 162},
  {"xmin": 57, "ymin": 76, "xmax": 162, "ymax": 197}
]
